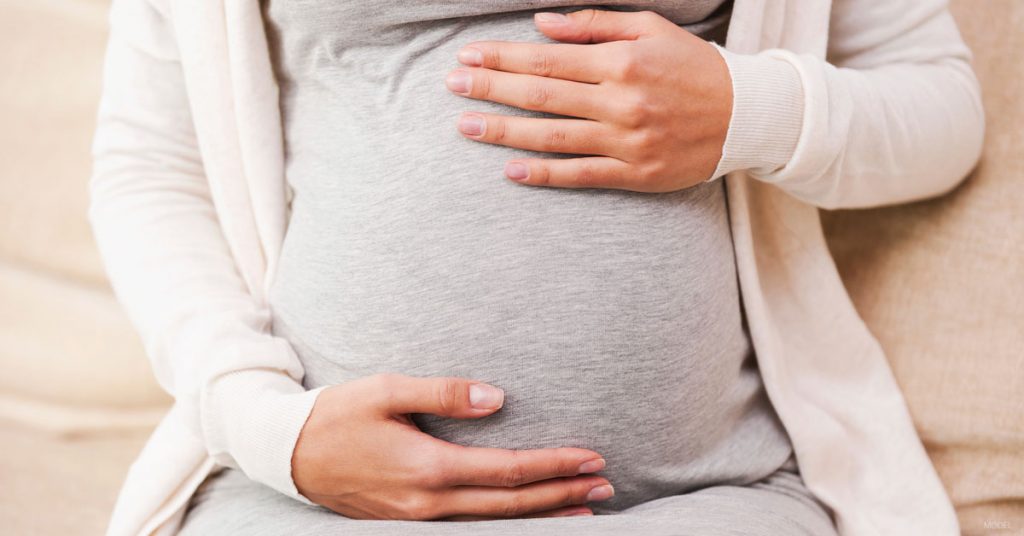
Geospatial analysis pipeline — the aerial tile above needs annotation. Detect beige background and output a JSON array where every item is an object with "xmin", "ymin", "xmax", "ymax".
[{"xmin": 0, "ymin": 0, "xmax": 1020, "ymax": 534}]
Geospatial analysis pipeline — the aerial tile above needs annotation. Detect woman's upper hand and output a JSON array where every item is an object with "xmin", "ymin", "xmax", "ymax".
[
  {"xmin": 445, "ymin": 9, "xmax": 733, "ymax": 193},
  {"xmin": 291, "ymin": 372, "xmax": 613, "ymax": 520}
]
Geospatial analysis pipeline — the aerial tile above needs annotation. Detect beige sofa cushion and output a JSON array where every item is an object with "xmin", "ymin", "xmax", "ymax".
[
  {"xmin": 822, "ymin": 2, "xmax": 1024, "ymax": 534},
  {"xmin": 0, "ymin": 0, "xmax": 170, "ymax": 431},
  {"xmin": 0, "ymin": 417, "xmax": 150, "ymax": 536},
  {"xmin": 0, "ymin": 0, "xmax": 109, "ymax": 286},
  {"xmin": 0, "ymin": 262, "xmax": 169, "ymax": 430}
]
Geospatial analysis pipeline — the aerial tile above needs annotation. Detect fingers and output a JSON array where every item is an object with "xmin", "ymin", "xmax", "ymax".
[
  {"xmin": 456, "ymin": 41, "xmax": 618, "ymax": 83},
  {"xmin": 502, "ymin": 156, "xmax": 644, "ymax": 191},
  {"xmin": 457, "ymin": 113, "xmax": 620, "ymax": 157},
  {"xmin": 435, "ymin": 444, "xmax": 606, "ymax": 488},
  {"xmin": 443, "ymin": 505, "xmax": 594, "ymax": 521},
  {"xmin": 533, "ymin": 9, "xmax": 670, "ymax": 43},
  {"xmin": 372, "ymin": 373, "xmax": 505, "ymax": 418},
  {"xmin": 445, "ymin": 67, "xmax": 610, "ymax": 121},
  {"xmin": 434, "ymin": 475, "xmax": 615, "ymax": 519}
]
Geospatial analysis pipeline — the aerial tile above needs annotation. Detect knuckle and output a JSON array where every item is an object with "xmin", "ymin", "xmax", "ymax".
[
  {"xmin": 532, "ymin": 163, "xmax": 551, "ymax": 186},
  {"xmin": 370, "ymin": 372, "xmax": 398, "ymax": 402},
  {"xmin": 567, "ymin": 482, "xmax": 588, "ymax": 505},
  {"xmin": 556, "ymin": 451, "xmax": 579, "ymax": 476},
  {"xmin": 500, "ymin": 463, "xmax": 528, "ymax": 489},
  {"xmin": 573, "ymin": 161, "xmax": 598, "ymax": 187},
  {"xmin": 541, "ymin": 127, "xmax": 569, "ymax": 152},
  {"xmin": 499, "ymin": 493, "xmax": 528, "ymax": 518},
  {"xmin": 484, "ymin": 46, "xmax": 502, "ymax": 70},
  {"xmin": 499, "ymin": 453, "xmax": 528, "ymax": 488},
  {"xmin": 610, "ymin": 46, "xmax": 643, "ymax": 81},
  {"xmin": 527, "ymin": 51, "xmax": 557, "ymax": 77},
  {"xmin": 435, "ymin": 378, "xmax": 463, "ymax": 415},
  {"xmin": 370, "ymin": 371, "xmax": 397, "ymax": 387},
  {"xmin": 638, "ymin": 10, "xmax": 662, "ymax": 24},
  {"xmin": 581, "ymin": 9, "xmax": 603, "ymax": 30},
  {"xmin": 476, "ymin": 71, "xmax": 493, "ymax": 99},
  {"xmin": 630, "ymin": 128, "xmax": 663, "ymax": 156},
  {"xmin": 491, "ymin": 117, "xmax": 509, "ymax": 143},
  {"xmin": 411, "ymin": 449, "xmax": 449, "ymax": 488},
  {"xmin": 400, "ymin": 493, "xmax": 437, "ymax": 521},
  {"xmin": 638, "ymin": 159, "xmax": 667, "ymax": 183},
  {"xmin": 525, "ymin": 83, "xmax": 554, "ymax": 108},
  {"xmin": 619, "ymin": 94, "xmax": 653, "ymax": 128}
]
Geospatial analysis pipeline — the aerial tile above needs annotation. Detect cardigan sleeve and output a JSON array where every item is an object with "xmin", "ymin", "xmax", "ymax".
[
  {"xmin": 709, "ymin": 0, "xmax": 985, "ymax": 209},
  {"xmin": 88, "ymin": 0, "xmax": 324, "ymax": 504}
]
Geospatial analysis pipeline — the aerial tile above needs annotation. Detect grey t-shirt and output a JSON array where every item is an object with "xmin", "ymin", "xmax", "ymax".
[{"xmin": 263, "ymin": 0, "xmax": 793, "ymax": 514}]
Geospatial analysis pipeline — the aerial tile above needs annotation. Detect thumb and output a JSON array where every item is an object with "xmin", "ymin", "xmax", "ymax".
[
  {"xmin": 375, "ymin": 374, "xmax": 505, "ymax": 418},
  {"xmin": 533, "ymin": 9, "xmax": 666, "ymax": 43}
]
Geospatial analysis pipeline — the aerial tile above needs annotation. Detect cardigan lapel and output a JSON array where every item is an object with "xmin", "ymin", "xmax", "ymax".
[
  {"xmin": 223, "ymin": 0, "xmax": 291, "ymax": 301},
  {"xmin": 168, "ymin": 0, "xmax": 271, "ymax": 304},
  {"xmin": 724, "ymin": 1, "xmax": 883, "ymax": 530}
]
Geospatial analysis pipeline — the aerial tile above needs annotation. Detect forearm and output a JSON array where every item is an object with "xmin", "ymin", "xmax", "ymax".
[
  {"xmin": 91, "ymin": 0, "xmax": 315, "ymax": 501},
  {"xmin": 711, "ymin": 0, "xmax": 983, "ymax": 209}
]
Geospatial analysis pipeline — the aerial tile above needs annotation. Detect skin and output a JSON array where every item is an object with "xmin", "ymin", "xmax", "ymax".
[
  {"xmin": 446, "ymin": 9, "xmax": 733, "ymax": 192},
  {"xmin": 293, "ymin": 373, "xmax": 613, "ymax": 520},
  {"xmin": 292, "ymin": 9, "xmax": 733, "ymax": 522}
]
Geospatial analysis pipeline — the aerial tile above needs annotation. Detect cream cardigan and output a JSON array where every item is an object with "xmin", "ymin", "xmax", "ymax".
[{"xmin": 89, "ymin": 0, "xmax": 984, "ymax": 534}]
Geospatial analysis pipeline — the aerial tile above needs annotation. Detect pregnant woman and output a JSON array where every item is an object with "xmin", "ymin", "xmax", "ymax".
[{"xmin": 89, "ymin": 1, "xmax": 983, "ymax": 535}]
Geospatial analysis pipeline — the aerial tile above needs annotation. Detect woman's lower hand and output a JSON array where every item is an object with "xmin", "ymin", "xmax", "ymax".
[
  {"xmin": 446, "ymin": 9, "xmax": 733, "ymax": 192},
  {"xmin": 292, "ymin": 373, "xmax": 613, "ymax": 520}
]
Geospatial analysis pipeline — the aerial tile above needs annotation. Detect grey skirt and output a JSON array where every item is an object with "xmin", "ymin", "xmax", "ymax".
[{"xmin": 177, "ymin": 456, "xmax": 837, "ymax": 536}]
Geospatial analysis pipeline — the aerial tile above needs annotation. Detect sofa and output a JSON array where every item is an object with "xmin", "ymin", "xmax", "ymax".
[{"xmin": 0, "ymin": 0, "xmax": 1019, "ymax": 534}]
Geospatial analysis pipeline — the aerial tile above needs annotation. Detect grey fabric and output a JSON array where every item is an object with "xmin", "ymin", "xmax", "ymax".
[
  {"xmin": 179, "ymin": 458, "xmax": 837, "ymax": 536},
  {"xmin": 179, "ymin": 1, "xmax": 831, "ymax": 533}
]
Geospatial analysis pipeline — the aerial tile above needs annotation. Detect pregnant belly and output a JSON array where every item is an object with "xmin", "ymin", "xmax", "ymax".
[
  {"xmin": 266, "ymin": 5, "xmax": 790, "ymax": 512},
  {"xmin": 269, "ymin": 172, "xmax": 792, "ymax": 512}
]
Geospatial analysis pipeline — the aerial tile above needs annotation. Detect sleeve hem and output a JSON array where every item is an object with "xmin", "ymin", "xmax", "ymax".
[
  {"xmin": 709, "ymin": 44, "xmax": 806, "ymax": 180},
  {"xmin": 201, "ymin": 368, "xmax": 328, "ymax": 505}
]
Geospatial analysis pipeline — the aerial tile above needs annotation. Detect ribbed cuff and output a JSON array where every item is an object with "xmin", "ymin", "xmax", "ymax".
[
  {"xmin": 709, "ymin": 44, "xmax": 805, "ymax": 180},
  {"xmin": 201, "ymin": 368, "xmax": 328, "ymax": 505}
]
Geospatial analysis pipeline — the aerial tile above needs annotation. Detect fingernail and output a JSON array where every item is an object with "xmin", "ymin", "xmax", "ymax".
[
  {"xmin": 535, "ymin": 12, "xmax": 568, "ymax": 24},
  {"xmin": 505, "ymin": 162, "xmax": 530, "ymax": 182},
  {"xmin": 458, "ymin": 114, "xmax": 485, "ymax": 136},
  {"xmin": 445, "ymin": 70, "xmax": 472, "ymax": 94},
  {"xmin": 457, "ymin": 47, "xmax": 483, "ymax": 67},
  {"xmin": 577, "ymin": 458, "xmax": 606, "ymax": 474},
  {"xmin": 469, "ymin": 383, "xmax": 504, "ymax": 409},
  {"xmin": 586, "ymin": 484, "xmax": 614, "ymax": 502}
]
